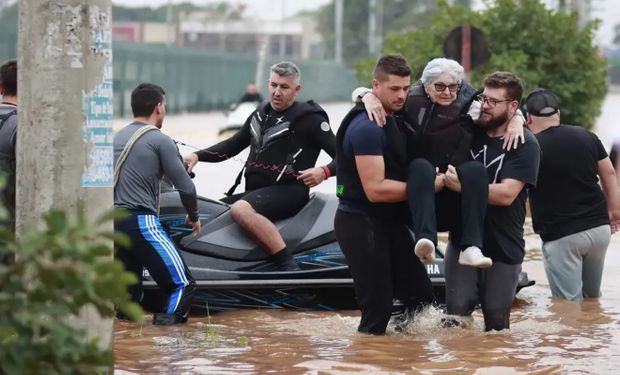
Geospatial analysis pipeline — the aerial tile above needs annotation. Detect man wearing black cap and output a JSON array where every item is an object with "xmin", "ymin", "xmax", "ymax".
[{"xmin": 526, "ymin": 88, "xmax": 620, "ymax": 301}]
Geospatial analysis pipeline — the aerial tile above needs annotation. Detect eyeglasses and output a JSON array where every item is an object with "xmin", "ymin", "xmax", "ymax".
[
  {"xmin": 476, "ymin": 94, "xmax": 513, "ymax": 108},
  {"xmin": 433, "ymin": 83, "xmax": 459, "ymax": 93}
]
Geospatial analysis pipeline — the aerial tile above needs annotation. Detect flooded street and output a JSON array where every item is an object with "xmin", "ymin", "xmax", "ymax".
[
  {"xmin": 114, "ymin": 235, "xmax": 620, "ymax": 374},
  {"xmin": 114, "ymin": 92, "xmax": 620, "ymax": 374}
]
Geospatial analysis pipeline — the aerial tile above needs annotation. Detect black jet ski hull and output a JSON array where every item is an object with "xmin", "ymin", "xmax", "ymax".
[{"xmin": 142, "ymin": 190, "xmax": 532, "ymax": 313}]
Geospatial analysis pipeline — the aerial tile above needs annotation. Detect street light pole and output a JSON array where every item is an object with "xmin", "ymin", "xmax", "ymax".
[
  {"xmin": 334, "ymin": 0, "xmax": 343, "ymax": 63},
  {"xmin": 368, "ymin": 0, "xmax": 376, "ymax": 55}
]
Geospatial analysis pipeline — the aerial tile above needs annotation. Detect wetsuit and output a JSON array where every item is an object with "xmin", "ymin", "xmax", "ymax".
[
  {"xmin": 195, "ymin": 100, "xmax": 336, "ymax": 222},
  {"xmin": 114, "ymin": 121, "xmax": 198, "ymax": 323},
  {"xmin": 335, "ymin": 104, "xmax": 434, "ymax": 335}
]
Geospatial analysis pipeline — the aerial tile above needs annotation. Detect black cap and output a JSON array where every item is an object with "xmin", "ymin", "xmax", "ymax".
[{"xmin": 524, "ymin": 88, "xmax": 560, "ymax": 117}]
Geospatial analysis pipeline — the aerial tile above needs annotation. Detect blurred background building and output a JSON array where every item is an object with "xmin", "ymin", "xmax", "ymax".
[{"xmin": 0, "ymin": 0, "xmax": 618, "ymax": 116}]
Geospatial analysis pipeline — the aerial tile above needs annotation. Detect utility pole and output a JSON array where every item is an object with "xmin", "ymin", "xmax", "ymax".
[
  {"xmin": 368, "ymin": 0, "xmax": 383, "ymax": 58},
  {"xmin": 375, "ymin": 0, "xmax": 383, "ymax": 56},
  {"xmin": 17, "ymin": 0, "xmax": 114, "ymax": 350},
  {"xmin": 558, "ymin": 0, "xmax": 592, "ymax": 28},
  {"xmin": 368, "ymin": 0, "xmax": 376, "ymax": 56},
  {"xmin": 166, "ymin": 0, "xmax": 174, "ymax": 46},
  {"xmin": 334, "ymin": 0, "xmax": 343, "ymax": 63},
  {"xmin": 279, "ymin": 0, "xmax": 286, "ymax": 57}
]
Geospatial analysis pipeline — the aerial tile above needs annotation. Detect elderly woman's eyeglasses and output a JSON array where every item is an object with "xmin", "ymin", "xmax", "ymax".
[
  {"xmin": 476, "ymin": 94, "xmax": 512, "ymax": 108},
  {"xmin": 433, "ymin": 83, "xmax": 459, "ymax": 93}
]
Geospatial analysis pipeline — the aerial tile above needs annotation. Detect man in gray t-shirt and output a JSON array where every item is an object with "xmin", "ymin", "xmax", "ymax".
[
  {"xmin": 0, "ymin": 59, "xmax": 18, "ymax": 246},
  {"xmin": 114, "ymin": 83, "xmax": 200, "ymax": 325}
]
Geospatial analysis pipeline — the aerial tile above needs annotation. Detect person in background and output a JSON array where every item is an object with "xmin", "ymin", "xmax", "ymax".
[
  {"xmin": 0, "ymin": 59, "xmax": 18, "ymax": 234},
  {"xmin": 526, "ymin": 88, "xmax": 620, "ymax": 301},
  {"xmin": 0, "ymin": 59, "xmax": 18, "ymax": 266},
  {"xmin": 237, "ymin": 82, "xmax": 264, "ymax": 104}
]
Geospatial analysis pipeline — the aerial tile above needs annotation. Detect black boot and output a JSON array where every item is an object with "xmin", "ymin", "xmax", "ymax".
[
  {"xmin": 153, "ymin": 313, "xmax": 188, "ymax": 325},
  {"xmin": 269, "ymin": 247, "xmax": 300, "ymax": 271}
]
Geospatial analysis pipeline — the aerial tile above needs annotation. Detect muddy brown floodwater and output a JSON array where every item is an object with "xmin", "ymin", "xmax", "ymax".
[{"xmin": 114, "ymin": 224, "xmax": 620, "ymax": 374}]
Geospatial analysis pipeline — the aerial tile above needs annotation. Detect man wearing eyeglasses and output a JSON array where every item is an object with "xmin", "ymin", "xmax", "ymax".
[
  {"xmin": 443, "ymin": 71, "xmax": 541, "ymax": 331},
  {"xmin": 353, "ymin": 58, "xmax": 525, "ymax": 270}
]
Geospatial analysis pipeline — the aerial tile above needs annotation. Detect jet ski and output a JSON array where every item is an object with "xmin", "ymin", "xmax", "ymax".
[
  {"xmin": 143, "ymin": 188, "xmax": 534, "ymax": 313},
  {"xmin": 218, "ymin": 101, "xmax": 259, "ymax": 138}
]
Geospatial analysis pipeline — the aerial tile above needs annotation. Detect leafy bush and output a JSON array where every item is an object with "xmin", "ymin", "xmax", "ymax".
[
  {"xmin": 355, "ymin": 0, "xmax": 608, "ymax": 129},
  {"xmin": 0, "ymin": 208, "xmax": 143, "ymax": 374}
]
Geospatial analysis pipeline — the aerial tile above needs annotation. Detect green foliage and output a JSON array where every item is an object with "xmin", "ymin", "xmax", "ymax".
[
  {"xmin": 0, "ymin": 208, "xmax": 143, "ymax": 374},
  {"xmin": 356, "ymin": 0, "xmax": 608, "ymax": 129},
  {"xmin": 238, "ymin": 335, "xmax": 249, "ymax": 347}
]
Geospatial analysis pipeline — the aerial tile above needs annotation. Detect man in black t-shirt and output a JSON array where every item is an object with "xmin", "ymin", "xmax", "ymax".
[
  {"xmin": 335, "ymin": 55, "xmax": 434, "ymax": 335},
  {"xmin": 526, "ymin": 88, "xmax": 620, "ymax": 301},
  {"xmin": 444, "ymin": 72, "xmax": 541, "ymax": 331}
]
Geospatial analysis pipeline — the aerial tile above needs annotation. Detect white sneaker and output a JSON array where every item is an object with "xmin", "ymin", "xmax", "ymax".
[
  {"xmin": 414, "ymin": 238, "xmax": 435, "ymax": 264},
  {"xmin": 458, "ymin": 246, "xmax": 492, "ymax": 268}
]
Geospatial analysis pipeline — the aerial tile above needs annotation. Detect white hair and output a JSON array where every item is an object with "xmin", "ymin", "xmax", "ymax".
[{"xmin": 420, "ymin": 58, "xmax": 465, "ymax": 85}]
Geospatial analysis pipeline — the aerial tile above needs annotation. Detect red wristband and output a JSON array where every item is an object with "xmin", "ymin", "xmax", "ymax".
[{"xmin": 321, "ymin": 165, "xmax": 331, "ymax": 178}]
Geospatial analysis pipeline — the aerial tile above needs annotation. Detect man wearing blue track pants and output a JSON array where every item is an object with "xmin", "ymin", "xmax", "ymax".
[{"xmin": 114, "ymin": 83, "xmax": 201, "ymax": 325}]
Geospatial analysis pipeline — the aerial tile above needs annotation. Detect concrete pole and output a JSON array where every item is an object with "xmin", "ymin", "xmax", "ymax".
[
  {"xmin": 17, "ymin": 0, "xmax": 114, "ymax": 350},
  {"xmin": 334, "ymin": 0, "xmax": 343, "ymax": 63}
]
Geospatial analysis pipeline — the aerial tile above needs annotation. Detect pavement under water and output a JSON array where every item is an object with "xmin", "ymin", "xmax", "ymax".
[{"xmin": 114, "ymin": 92, "xmax": 620, "ymax": 374}]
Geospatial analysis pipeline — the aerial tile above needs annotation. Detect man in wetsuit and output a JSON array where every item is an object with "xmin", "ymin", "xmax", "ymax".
[
  {"xmin": 335, "ymin": 54, "xmax": 434, "ymax": 335},
  {"xmin": 184, "ymin": 61, "xmax": 336, "ymax": 271},
  {"xmin": 114, "ymin": 83, "xmax": 200, "ymax": 325}
]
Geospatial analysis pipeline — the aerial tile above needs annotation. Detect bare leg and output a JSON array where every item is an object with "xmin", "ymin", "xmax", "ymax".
[{"xmin": 230, "ymin": 200, "xmax": 285, "ymax": 254}]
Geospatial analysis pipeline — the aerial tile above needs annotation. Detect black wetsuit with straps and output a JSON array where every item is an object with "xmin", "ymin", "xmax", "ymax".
[{"xmin": 195, "ymin": 100, "xmax": 336, "ymax": 220}]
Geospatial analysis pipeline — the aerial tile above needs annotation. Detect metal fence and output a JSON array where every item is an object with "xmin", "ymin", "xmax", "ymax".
[
  {"xmin": 112, "ymin": 42, "xmax": 357, "ymax": 117},
  {"xmin": 0, "ymin": 35, "xmax": 357, "ymax": 117}
]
